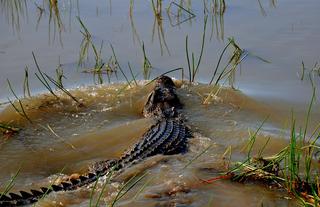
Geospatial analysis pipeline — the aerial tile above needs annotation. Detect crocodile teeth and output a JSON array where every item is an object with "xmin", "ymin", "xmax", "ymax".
[
  {"xmin": 9, "ymin": 193, "xmax": 22, "ymax": 200},
  {"xmin": 61, "ymin": 182, "xmax": 72, "ymax": 189},
  {"xmin": 70, "ymin": 178, "xmax": 80, "ymax": 185},
  {"xmin": 19, "ymin": 191, "xmax": 33, "ymax": 199},
  {"xmin": 30, "ymin": 189, "xmax": 43, "ymax": 197},
  {"xmin": 51, "ymin": 184, "xmax": 63, "ymax": 191}
]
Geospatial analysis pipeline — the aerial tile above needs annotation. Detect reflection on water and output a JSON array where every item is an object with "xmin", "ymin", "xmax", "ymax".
[
  {"xmin": 0, "ymin": 0, "xmax": 28, "ymax": 35},
  {"xmin": 208, "ymin": 0, "xmax": 225, "ymax": 41},
  {"xmin": 167, "ymin": 1, "xmax": 195, "ymax": 27},
  {"xmin": 35, "ymin": 0, "xmax": 77, "ymax": 47},
  {"xmin": 48, "ymin": 0, "xmax": 64, "ymax": 46},
  {"xmin": 151, "ymin": 0, "xmax": 170, "ymax": 56},
  {"xmin": 129, "ymin": 1, "xmax": 141, "ymax": 46}
]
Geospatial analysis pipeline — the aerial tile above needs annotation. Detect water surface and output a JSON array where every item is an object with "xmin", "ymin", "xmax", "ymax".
[{"xmin": 0, "ymin": 0, "xmax": 320, "ymax": 206}]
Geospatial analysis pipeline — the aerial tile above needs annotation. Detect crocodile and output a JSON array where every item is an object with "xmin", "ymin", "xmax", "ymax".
[{"xmin": 0, "ymin": 76, "xmax": 192, "ymax": 207}]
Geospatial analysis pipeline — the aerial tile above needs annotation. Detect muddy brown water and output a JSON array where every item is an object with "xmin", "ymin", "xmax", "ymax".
[
  {"xmin": 0, "ymin": 0, "xmax": 320, "ymax": 207},
  {"xmin": 0, "ymin": 82, "xmax": 300, "ymax": 206}
]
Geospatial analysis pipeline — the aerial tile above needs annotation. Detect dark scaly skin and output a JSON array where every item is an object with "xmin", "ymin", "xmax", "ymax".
[{"xmin": 0, "ymin": 76, "xmax": 192, "ymax": 207}]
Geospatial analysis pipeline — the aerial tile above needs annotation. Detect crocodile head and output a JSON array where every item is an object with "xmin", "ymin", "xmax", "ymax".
[{"xmin": 143, "ymin": 76, "xmax": 182, "ymax": 118}]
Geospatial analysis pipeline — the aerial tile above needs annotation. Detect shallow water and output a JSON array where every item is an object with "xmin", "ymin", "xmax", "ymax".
[
  {"xmin": 0, "ymin": 0, "xmax": 320, "ymax": 207},
  {"xmin": 0, "ymin": 83, "xmax": 298, "ymax": 206}
]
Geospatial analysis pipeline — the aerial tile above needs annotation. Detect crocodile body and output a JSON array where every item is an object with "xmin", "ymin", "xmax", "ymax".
[{"xmin": 0, "ymin": 76, "xmax": 192, "ymax": 207}]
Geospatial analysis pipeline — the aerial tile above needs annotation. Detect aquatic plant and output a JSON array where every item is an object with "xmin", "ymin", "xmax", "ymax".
[
  {"xmin": 210, "ymin": 37, "xmax": 246, "ymax": 87},
  {"xmin": 33, "ymin": 52, "xmax": 58, "ymax": 98},
  {"xmin": 300, "ymin": 60, "xmax": 320, "ymax": 82},
  {"xmin": 150, "ymin": 0, "xmax": 170, "ymax": 55},
  {"xmin": 182, "ymin": 144, "xmax": 212, "ymax": 170},
  {"xmin": 55, "ymin": 58, "xmax": 65, "ymax": 88},
  {"xmin": 110, "ymin": 172, "xmax": 148, "ymax": 207},
  {"xmin": 0, "ymin": 168, "xmax": 21, "ymax": 200},
  {"xmin": 23, "ymin": 67, "xmax": 31, "ymax": 98},
  {"xmin": 203, "ymin": 88, "xmax": 320, "ymax": 206},
  {"xmin": 33, "ymin": 52, "xmax": 82, "ymax": 105},
  {"xmin": 7, "ymin": 79, "xmax": 33, "ymax": 124},
  {"xmin": 145, "ymin": 67, "xmax": 183, "ymax": 86},
  {"xmin": 202, "ymin": 38, "xmax": 247, "ymax": 104},
  {"xmin": 110, "ymin": 44, "xmax": 132, "ymax": 86},
  {"xmin": 89, "ymin": 169, "xmax": 114, "ymax": 207},
  {"xmin": 185, "ymin": 15, "xmax": 208, "ymax": 83},
  {"xmin": 141, "ymin": 42, "xmax": 152, "ymax": 80},
  {"xmin": 77, "ymin": 16, "xmax": 104, "ymax": 72},
  {"xmin": 34, "ymin": 166, "xmax": 67, "ymax": 204},
  {"xmin": 128, "ymin": 62, "xmax": 138, "ymax": 86}
]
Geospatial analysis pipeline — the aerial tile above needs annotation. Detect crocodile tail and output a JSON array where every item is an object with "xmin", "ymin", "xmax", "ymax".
[{"xmin": 0, "ymin": 160, "xmax": 118, "ymax": 207}]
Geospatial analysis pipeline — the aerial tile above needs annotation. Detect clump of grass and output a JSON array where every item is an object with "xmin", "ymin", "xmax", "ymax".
[
  {"xmin": 185, "ymin": 15, "xmax": 208, "ymax": 83},
  {"xmin": 210, "ymin": 37, "xmax": 246, "ymax": 87},
  {"xmin": 77, "ymin": 16, "xmax": 104, "ymax": 73},
  {"xmin": 77, "ymin": 16, "xmax": 104, "ymax": 74},
  {"xmin": 77, "ymin": 16, "xmax": 91, "ymax": 67},
  {"xmin": 82, "ymin": 56, "xmax": 119, "ymax": 84},
  {"xmin": 205, "ymin": 89, "xmax": 320, "ymax": 206},
  {"xmin": 202, "ymin": 38, "xmax": 247, "ymax": 104},
  {"xmin": 77, "ymin": 17, "xmax": 135, "ymax": 85},
  {"xmin": 33, "ymin": 52, "xmax": 83, "ymax": 106}
]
